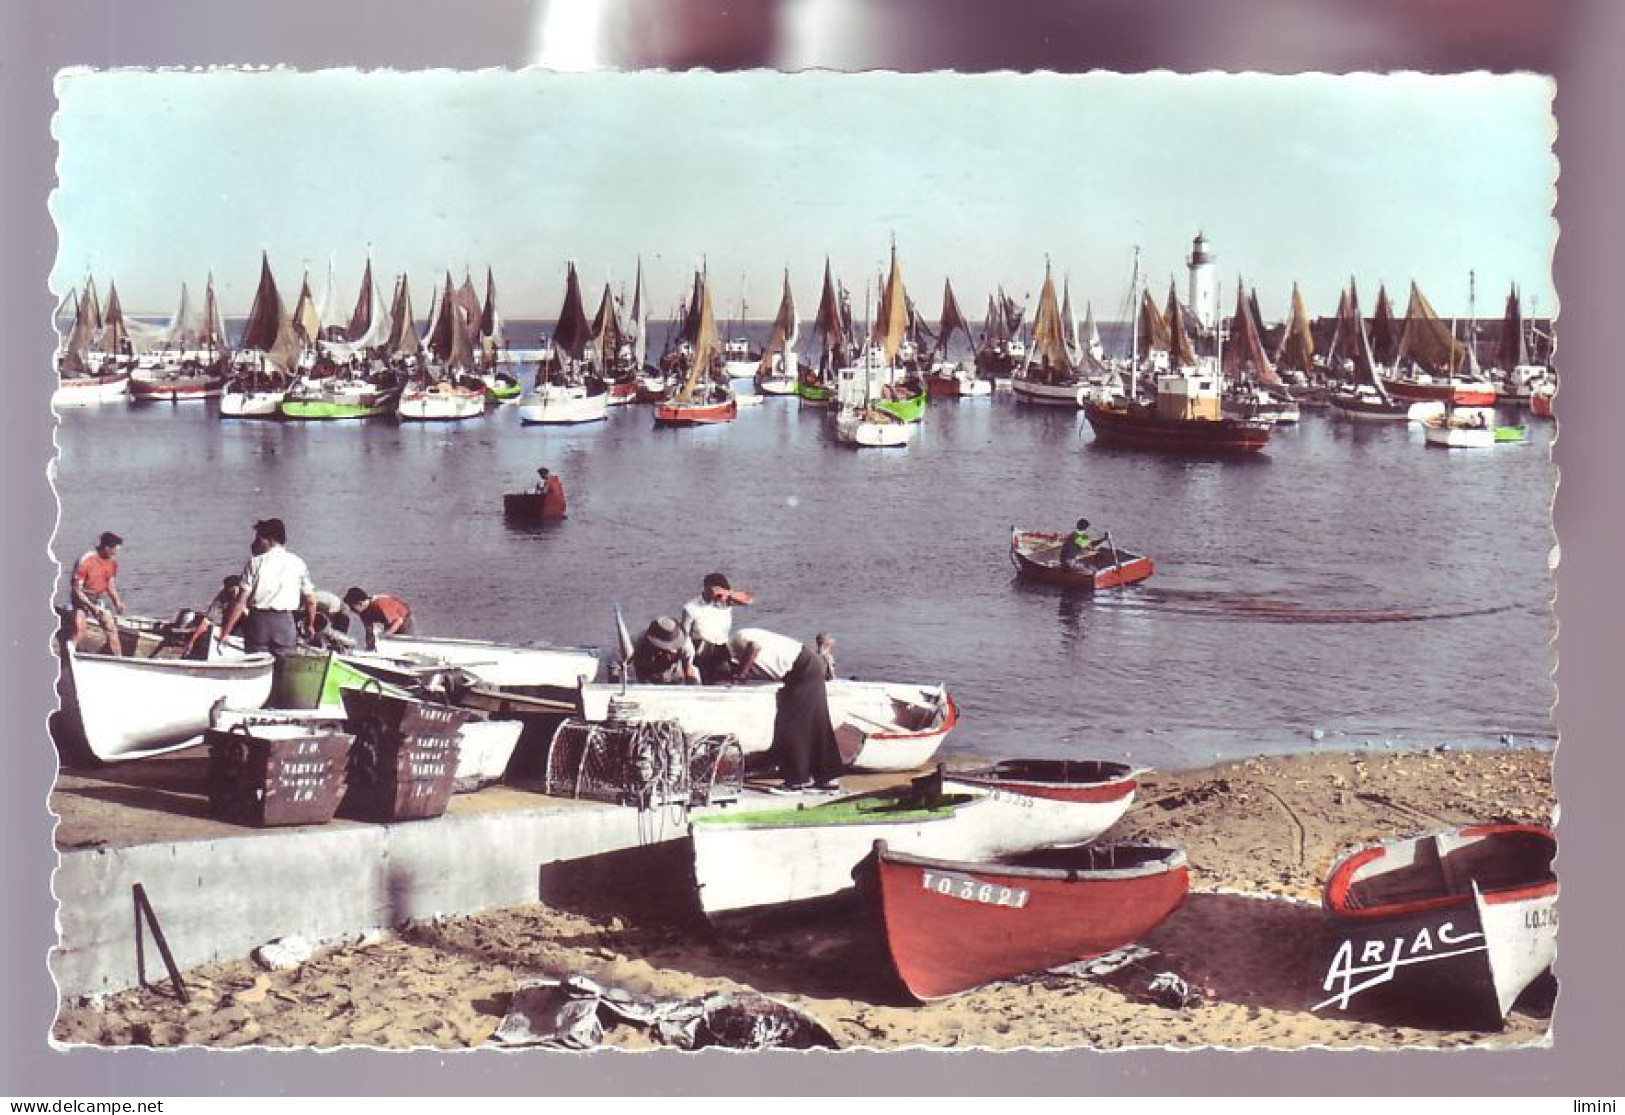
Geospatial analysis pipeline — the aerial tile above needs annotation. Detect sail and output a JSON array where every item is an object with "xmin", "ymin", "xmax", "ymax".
[
  {"xmin": 756, "ymin": 270, "xmax": 799, "ymax": 378},
  {"xmin": 452, "ymin": 274, "xmax": 482, "ymax": 339},
  {"xmin": 386, "ymin": 273, "xmax": 421, "ymax": 358},
  {"xmin": 678, "ymin": 269, "xmax": 707, "ymax": 346},
  {"xmin": 160, "ymin": 283, "xmax": 197, "ymax": 349},
  {"xmin": 548, "ymin": 263, "xmax": 592, "ymax": 361},
  {"xmin": 97, "ymin": 281, "xmax": 129, "ymax": 357},
  {"xmin": 480, "ymin": 266, "xmax": 505, "ymax": 354},
  {"xmin": 1275, "ymin": 283, "xmax": 1316, "ymax": 375},
  {"xmin": 937, "ymin": 277, "xmax": 973, "ymax": 355},
  {"xmin": 1222, "ymin": 281, "xmax": 1278, "ymax": 383},
  {"xmin": 677, "ymin": 273, "xmax": 720, "ymax": 402},
  {"xmin": 345, "ymin": 260, "xmax": 376, "ymax": 343},
  {"xmin": 1084, "ymin": 302, "xmax": 1104, "ymax": 363},
  {"xmin": 1000, "ymin": 286, "xmax": 1025, "ymax": 339},
  {"xmin": 1370, "ymin": 284, "xmax": 1398, "ymax": 367},
  {"xmin": 202, "ymin": 275, "xmax": 228, "ymax": 351},
  {"xmin": 237, "ymin": 253, "xmax": 299, "ymax": 373},
  {"xmin": 1163, "ymin": 283, "xmax": 1197, "ymax": 369},
  {"xmin": 590, "ymin": 282, "xmax": 623, "ymax": 365},
  {"xmin": 427, "ymin": 273, "xmax": 457, "ymax": 359},
  {"xmin": 981, "ymin": 293, "xmax": 1009, "ymax": 348},
  {"xmin": 1025, "ymin": 265, "xmax": 1075, "ymax": 378},
  {"xmin": 61, "ymin": 290, "xmax": 95, "ymax": 374},
  {"xmin": 315, "ymin": 262, "xmax": 346, "ymax": 341},
  {"xmin": 1394, "ymin": 281, "xmax": 1467, "ymax": 375},
  {"xmin": 1138, "ymin": 287, "xmax": 1169, "ymax": 356},
  {"xmin": 873, "ymin": 244, "xmax": 909, "ymax": 364},
  {"xmin": 82, "ymin": 277, "xmax": 104, "ymax": 336},
  {"xmin": 629, "ymin": 259, "xmax": 648, "ymax": 368},
  {"xmin": 292, "ymin": 274, "xmax": 321, "ymax": 348},
  {"xmin": 1496, "ymin": 284, "xmax": 1530, "ymax": 370},
  {"xmin": 813, "ymin": 258, "xmax": 846, "ymax": 356}
]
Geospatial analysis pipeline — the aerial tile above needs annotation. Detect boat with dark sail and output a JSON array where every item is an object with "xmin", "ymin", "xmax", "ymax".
[
  {"xmin": 1327, "ymin": 279, "xmax": 1413, "ymax": 422},
  {"xmin": 973, "ymin": 286, "xmax": 1026, "ymax": 379},
  {"xmin": 796, "ymin": 258, "xmax": 848, "ymax": 407},
  {"xmin": 923, "ymin": 277, "xmax": 990, "ymax": 399},
  {"xmin": 1223, "ymin": 281, "xmax": 1298, "ymax": 423},
  {"xmin": 653, "ymin": 269, "xmax": 737, "ymax": 426},
  {"xmin": 754, "ymin": 269, "xmax": 801, "ymax": 396},
  {"xmin": 520, "ymin": 262, "xmax": 609, "ymax": 425},
  {"xmin": 476, "ymin": 266, "xmax": 522, "ymax": 403},
  {"xmin": 1010, "ymin": 262, "xmax": 1088, "ymax": 408},
  {"xmin": 1381, "ymin": 282, "xmax": 1497, "ymax": 406},
  {"xmin": 224, "ymin": 254, "xmax": 302, "ymax": 418},
  {"xmin": 53, "ymin": 277, "xmax": 131, "ymax": 408},
  {"xmin": 398, "ymin": 272, "xmax": 488, "ymax": 421},
  {"xmin": 1490, "ymin": 283, "xmax": 1551, "ymax": 407}
]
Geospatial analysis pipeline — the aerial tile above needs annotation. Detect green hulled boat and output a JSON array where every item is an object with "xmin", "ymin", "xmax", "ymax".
[
  {"xmin": 279, "ymin": 380, "xmax": 400, "ymax": 420},
  {"xmin": 796, "ymin": 377, "xmax": 835, "ymax": 406},
  {"xmin": 874, "ymin": 387, "xmax": 926, "ymax": 424},
  {"xmin": 1494, "ymin": 425, "xmax": 1528, "ymax": 443}
]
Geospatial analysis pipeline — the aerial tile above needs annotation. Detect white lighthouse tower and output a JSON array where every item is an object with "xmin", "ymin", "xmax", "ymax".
[{"xmin": 1187, "ymin": 230, "xmax": 1218, "ymax": 331}]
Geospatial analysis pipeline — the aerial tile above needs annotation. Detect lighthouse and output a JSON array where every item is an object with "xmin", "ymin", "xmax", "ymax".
[{"xmin": 1187, "ymin": 231, "xmax": 1218, "ymax": 331}]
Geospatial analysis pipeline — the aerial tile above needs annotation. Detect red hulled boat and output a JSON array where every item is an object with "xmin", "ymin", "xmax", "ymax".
[
  {"xmin": 1009, "ymin": 529, "xmax": 1154, "ymax": 589},
  {"xmin": 652, "ymin": 268, "xmax": 737, "ymax": 427},
  {"xmin": 1315, "ymin": 823, "xmax": 1557, "ymax": 1029},
  {"xmin": 1083, "ymin": 394, "xmax": 1272, "ymax": 454},
  {"xmin": 858, "ymin": 840, "xmax": 1189, "ymax": 1001}
]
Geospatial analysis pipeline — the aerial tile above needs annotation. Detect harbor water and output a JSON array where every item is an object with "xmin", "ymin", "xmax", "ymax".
[{"xmin": 50, "ymin": 338, "xmax": 1556, "ymax": 772}]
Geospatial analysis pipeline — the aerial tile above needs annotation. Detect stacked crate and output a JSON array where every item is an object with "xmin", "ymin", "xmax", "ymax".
[
  {"xmin": 339, "ymin": 688, "xmax": 473, "ymax": 822},
  {"xmin": 206, "ymin": 721, "xmax": 354, "ymax": 827}
]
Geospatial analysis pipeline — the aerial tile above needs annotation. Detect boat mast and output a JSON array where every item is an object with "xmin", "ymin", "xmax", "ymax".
[{"xmin": 1129, "ymin": 246, "xmax": 1141, "ymax": 371}]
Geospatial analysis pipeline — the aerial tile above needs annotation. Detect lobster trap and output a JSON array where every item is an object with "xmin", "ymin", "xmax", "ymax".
[{"xmin": 544, "ymin": 718, "xmax": 745, "ymax": 809}]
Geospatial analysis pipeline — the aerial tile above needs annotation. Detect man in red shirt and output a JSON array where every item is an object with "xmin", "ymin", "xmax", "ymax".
[
  {"xmin": 342, "ymin": 586, "xmax": 414, "ymax": 650},
  {"xmin": 69, "ymin": 531, "xmax": 125, "ymax": 655}
]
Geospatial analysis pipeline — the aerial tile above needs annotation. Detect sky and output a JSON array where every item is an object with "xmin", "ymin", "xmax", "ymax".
[{"xmin": 50, "ymin": 69, "xmax": 1557, "ymax": 325}]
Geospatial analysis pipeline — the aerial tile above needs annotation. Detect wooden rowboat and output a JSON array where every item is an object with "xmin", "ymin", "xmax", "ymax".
[
  {"xmin": 941, "ymin": 759, "xmax": 1143, "ymax": 855},
  {"xmin": 857, "ymin": 840, "xmax": 1190, "ymax": 1001},
  {"xmin": 371, "ymin": 634, "xmax": 600, "ymax": 692},
  {"xmin": 1315, "ymin": 824, "xmax": 1557, "ymax": 1028},
  {"xmin": 1009, "ymin": 529, "xmax": 1154, "ymax": 590}
]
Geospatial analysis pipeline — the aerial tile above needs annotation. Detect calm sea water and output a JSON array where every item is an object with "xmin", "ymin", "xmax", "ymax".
[{"xmin": 51, "ymin": 323, "xmax": 1556, "ymax": 771}]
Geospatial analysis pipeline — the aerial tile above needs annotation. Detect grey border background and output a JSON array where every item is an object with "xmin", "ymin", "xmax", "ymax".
[{"xmin": 3, "ymin": 0, "xmax": 1619, "ymax": 1097}]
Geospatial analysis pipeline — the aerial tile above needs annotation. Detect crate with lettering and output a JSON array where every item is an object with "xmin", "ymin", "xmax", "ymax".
[
  {"xmin": 206, "ymin": 722, "xmax": 354, "ymax": 828},
  {"xmin": 339, "ymin": 689, "xmax": 471, "ymax": 822}
]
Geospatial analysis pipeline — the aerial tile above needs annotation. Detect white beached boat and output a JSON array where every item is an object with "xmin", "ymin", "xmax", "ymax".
[
  {"xmin": 372, "ymin": 633, "xmax": 601, "ymax": 691},
  {"xmin": 579, "ymin": 680, "xmax": 954, "ymax": 771},
  {"xmin": 58, "ymin": 638, "xmax": 275, "ymax": 763},
  {"xmin": 939, "ymin": 759, "xmax": 1144, "ymax": 854}
]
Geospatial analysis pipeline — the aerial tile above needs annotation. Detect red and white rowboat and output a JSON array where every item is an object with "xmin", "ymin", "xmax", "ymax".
[
  {"xmin": 652, "ymin": 396, "xmax": 738, "ymax": 426},
  {"xmin": 941, "ymin": 759, "xmax": 1143, "ymax": 854},
  {"xmin": 857, "ymin": 840, "xmax": 1190, "ymax": 1001}
]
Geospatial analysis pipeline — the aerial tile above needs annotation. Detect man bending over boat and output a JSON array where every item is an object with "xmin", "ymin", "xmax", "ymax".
[
  {"xmin": 1059, "ymin": 518, "xmax": 1101, "ymax": 570},
  {"xmin": 342, "ymin": 586, "xmax": 415, "ymax": 650},
  {"xmin": 218, "ymin": 518, "xmax": 317, "ymax": 657},
  {"xmin": 729, "ymin": 627, "xmax": 843, "ymax": 795},
  {"xmin": 69, "ymin": 531, "xmax": 125, "ymax": 655}
]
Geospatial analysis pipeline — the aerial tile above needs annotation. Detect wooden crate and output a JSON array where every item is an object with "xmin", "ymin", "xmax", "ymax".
[
  {"xmin": 206, "ymin": 724, "xmax": 353, "ymax": 828},
  {"xmin": 339, "ymin": 729, "xmax": 461, "ymax": 823}
]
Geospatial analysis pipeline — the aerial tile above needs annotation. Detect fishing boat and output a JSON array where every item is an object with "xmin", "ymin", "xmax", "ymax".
[
  {"xmin": 1010, "ymin": 262, "xmax": 1089, "ymax": 408},
  {"xmin": 55, "ymin": 620, "xmax": 275, "ymax": 764},
  {"xmin": 371, "ymin": 633, "xmax": 601, "ymax": 693},
  {"xmin": 129, "ymin": 278, "xmax": 231, "ymax": 401},
  {"xmin": 687, "ymin": 776, "xmax": 993, "ymax": 923},
  {"xmin": 940, "ymin": 759, "xmax": 1145, "ymax": 852},
  {"xmin": 1315, "ymin": 824, "xmax": 1557, "ymax": 1028},
  {"xmin": 924, "ymin": 278, "xmax": 991, "ymax": 399},
  {"xmin": 796, "ymin": 259, "xmax": 849, "ymax": 407},
  {"xmin": 753, "ymin": 270, "xmax": 801, "ymax": 396},
  {"xmin": 1009, "ymin": 529, "xmax": 1154, "ymax": 589},
  {"xmin": 579, "ymin": 680, "xmax": 955, "ymax": 771},
  {"xmin": 1421, "ymin": 406, "xmax": 1526, "ymax": 448},
  {"xmin": 857, "ymin": 840, "xmax": 1189, "ymax": 1001},
  {"xmin": 280, "ymin": 375, "xmax": 401, "ymax": 421},
  {"xmin": 1222, "ymin": 281, "xmax": 1298, "ymax": 424},
  {"xmin": 865, "ymin": 245, "xmax": 928, "ymax": 424},
  {"xmin": 974, "ymin": 286, "xmax": 1026, "ymax": 379},
  {"xmin": 398, "ymin": 273, "xmax": 487, "ymax": 421},
  {"xmin": 519, "ymin": 263, "xmax": 611, "ymax": 425},
  {"xmin": 721, "ymin": 336, "xmax": 760, "ymax": 380},
  {"xmin": 832, "ymin": 246, "xmax": 921, "ymax": 446},
  {"xmin": 653, "ymin": 269, "xmax": 738, "ymax": 426},
  {"xmin": 1326, "ymin": 279, "xmax": 1413, "ymax": 422},
  {"xmin": 1380, "ymin": 282, "xmax": 1498, "ymax": 406},
  {"xmin": 53, "ymin": 281, "xmax": 131, "ymax": 408}
]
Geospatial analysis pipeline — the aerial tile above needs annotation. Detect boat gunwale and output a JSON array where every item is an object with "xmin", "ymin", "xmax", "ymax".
[
  {"xmin": 1323, "ymin": 823, "xmax": 1558, "ymax": 922},
  {"xmin": 873, "ymin": 839, "xmax": 1189, "ymax": 884}
]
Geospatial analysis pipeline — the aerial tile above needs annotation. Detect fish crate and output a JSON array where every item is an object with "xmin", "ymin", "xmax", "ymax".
[
  {"xmin": 339, "ymin": 726, "xmax": 461, "ymax": 823},
  {"xmin": 205, "ymin": 722, "xmax": 354, "ymax": 828},
  {"xmin": 340, "ymin": 686, "xmax": 477, "ymax": 739},
  {"xmin": 544, "ymin": 719, "xmax": 745, "ymax": 808}
]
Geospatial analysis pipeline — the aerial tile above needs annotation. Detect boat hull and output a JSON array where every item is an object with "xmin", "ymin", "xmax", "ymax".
[
  {"xmin": 1083, "ymin": 401, "xmax": 1271, "ymax": 453},
  {"xmin": 1380, "ymin": 377, "xmax": 1499, "ymax": 407},
  {"xmin": 874, "ymin": 391, "xmax": 927, "ymax": 423},
  {"xmin": 517, "ymin": 386, "xmax": 609, "ymax": 425},
  {"xmin": 1011, "ymin": 531, "xmax": 1154, "ymax": 589},
  {"xmin": 1011, "ymin": 378, "xmax": 1088, "ymax": 408},
  {"xmin": 1530, "ymin": 389, "xmax": 1554, "ymax": 418},
  {"xmin": 1316, "ymin": 824, "xmax": 1558, "ymax": 1028},
  {"xmin": 940, "ymin": 759, "xmax": 1142, "ymax": 854},
  {"xmin": 579, "ymin": 680, "xmax": 955, "ymax": 770},
  {"xmin": 372, "ymin": 633, "xmax": 600, "ymax": 690},
  {"xmin": 397, "ymin": 386, "xmax": 487, "ymax": 421},
  {"xmin": 59, "ymin": 643, "xmax": 276, "ymax": 763},
  {"xmin": 834, "ymin": 411, "xmax": 914, "ymax": 447},
  {"xmin": 653, "ymin": 398, "xmax": 738, "ymax": 426},
  {"xmin": 130, "ymin": 371, "xmax": 226, "ymax": 402},
  {"xmin": 52, "ymin": 373, "xmax": 131, "ymax": 408},
  {"xmin": 925, "ymin": 371, "xmax": 992, "ymax": 399},
  {"xmin": 859, "ymin": 842, "xmax": 1189, "ymax": 1001},
  {"xmin": 219, "ymin": 389, "xmax": 288, "ymax": 418},
  {"xmin": 796, "ymin": 380, "xmax": 835, "ymax": 407},
  {"xmin": 754, "ymin": 374, "xmax": 799, "ymax": 396}
]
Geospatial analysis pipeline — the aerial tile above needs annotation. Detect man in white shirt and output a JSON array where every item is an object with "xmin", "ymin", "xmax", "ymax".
[
  {"xmin": 218, "ymin": 517, "xmax": 317, "ymax": 656},
  {"xmin": 681, "ymin": 572, "xmax": 754, "ymax": 684},
  {"xmin": 728, "ymin": 627, "xmax": 845, "ymax": 794},
  {"xmin": 727, "ymin": 627, "xmax": 804, "ymax": 681}
]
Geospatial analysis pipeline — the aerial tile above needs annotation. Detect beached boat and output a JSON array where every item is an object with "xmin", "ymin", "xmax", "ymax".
[
  {"xmin": 56, "ymin": 630, "xmax": 275, "ymax": 764},
  {"xmin": 857, "ymin": 840, "xmax": 1189, "ymax": 1001},
  {"xmin": 940, "ymin": 759, "xmax": 1144, "ymax": 852},
  {"xmin": 1315, "ymin": 824, "xmax": 1557, "ymax": 1028},
  {"xmin": 371, "ymin": 633, "xmax": 601, "ymax": 692},
  {"xmin": 1009, "ymin": 529, "xmax": 1154, "ymax": 589},
  {"xmin": 579, "ymin": 680, "xmax": 955, "ymax": 771},
  {"xmin": 688, "ymin": 778, "xmax": 993, "ymax": 922}
]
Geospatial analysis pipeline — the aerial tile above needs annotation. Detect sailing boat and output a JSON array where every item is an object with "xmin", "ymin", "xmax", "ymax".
[
  {"xmin": 221, "ymin": 254, "xmax": 301, "ymax": 418},
  {"xmin": 279, "ymin": 260, "xmax": 400, "ymax": 421},
  {"xmin": 796, "ymin": 258, "xmax": 847, "ymax": 407},
  {"xmin": 754, "ymin": 269, "xmax": 801, "ymax": 396},
  {"xmin": 52, "ymin": 277, "xmax": 131, "ymax": 407},
  {"xmin": 590, "ymin": 279, "xmax": 639, "ymax": 406},
  {"xmin": 867, "ymin": 243, "xmax": 927, "ymax": 424},
  {"xmin": 653, "ymin": 268, "xmax": 737, "ymax": 426},
  {"xmin": 1326, "ymin": 279, "xmax": 1411, "ymax": 422},
  {"xmin": 398, "ymin": 272, "xmax": 488, "ymax": 421},
  {"xmin": 1222, "ymin": 281, "xmax": 1298, "ymax": 424},
  {"xmin": 1381, "ymin": 281, "xmax": 1497, "ymax": 406},
  {"xmin": 1490, "ymin": 284, "xmax": 1550, "ymax": 407},
  {"xmin": 1421, "ymin": 279, "xmax": 1526, "ymax": 447},
  {"xmin": 477, "ymin": 266, "xmax": 522, "ymax": 403},
  {"xmin": 832, "ymin": 247, "xmax": 916, "ymax": 448},
  {"xmin": 1083, "ymin": 279, "xmax": 1271, "ymax": 453},
  {"xmin": 1011, "ymin": 261, "xmax": 1087, "ymax": 408},
  {"xmin": 924, "ymin": 277, "xmax": 989, "ymax": 399},
  {"xmin": 974, "ymin": 286, "xmax": 1026, "ymax": 378},
  {"xmin": 132, "ymin": 278, "xmax": 231, "ymax": 402},
  {"xmin": 519, "ymin": 262, "xmax": 610, "ymax": 426}
]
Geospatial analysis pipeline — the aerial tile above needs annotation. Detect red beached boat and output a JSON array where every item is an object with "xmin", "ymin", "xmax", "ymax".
[
  {"xmin": 857, "ymin": 840, "xmax": 1189, "ymax": 1001},
  {"xmin": 1009, "ymin": 528, "xmax": 1154, "ymax": 590},
  {"xmin": 1314, "ymin": 824, "xmax": 1557, "ymax": 1029}
]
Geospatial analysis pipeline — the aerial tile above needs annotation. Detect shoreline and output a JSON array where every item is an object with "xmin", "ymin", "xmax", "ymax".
[{"xmin": 53, "ymin": 746, "xmax": 1557, "ymax": 1051}]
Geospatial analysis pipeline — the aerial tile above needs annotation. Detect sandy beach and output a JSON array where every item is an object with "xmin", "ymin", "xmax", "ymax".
[{"xmin": 52, "ymin": 745, "xmax": 1557, "ymax": 1051}]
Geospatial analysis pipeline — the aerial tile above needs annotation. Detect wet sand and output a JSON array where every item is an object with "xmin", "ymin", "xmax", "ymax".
[{"xmin": 52, "ymin": 746, "xmax": 1556, "ymax": 1051}]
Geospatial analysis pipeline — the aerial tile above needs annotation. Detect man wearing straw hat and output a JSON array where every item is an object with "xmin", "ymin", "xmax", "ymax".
[{"xmin": 629, "ymin": 616, "xmax": 697, "ymax": 685}]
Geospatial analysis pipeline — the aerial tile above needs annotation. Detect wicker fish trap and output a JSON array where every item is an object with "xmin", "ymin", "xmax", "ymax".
[{"xmin": 544, "ymin": 718, "xmax": 744, "ymax": 808}]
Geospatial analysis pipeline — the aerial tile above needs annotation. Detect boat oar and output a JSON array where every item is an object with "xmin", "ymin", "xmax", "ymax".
[{"xmin": 1103, "ymin": 530, "xmax": 1124, "ymax": 583}]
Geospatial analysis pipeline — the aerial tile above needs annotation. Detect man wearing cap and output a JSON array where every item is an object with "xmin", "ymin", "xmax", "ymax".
[
  {"xmin": 728, "ymin": 627, "xmax": 844, "ymax": 794},
  {"xmin": 342, "ymin": 586, "xmax": 415, "ymax": 650},
  {"xmin": 629, "ymin": 616, "xmax": 697, "ymax": 685},
  {"xmin": 681, "ymin": 572, "xmax": 754, "ymax": 685},
  {"xmin": 69, "ymin": 531, "xmax": 126, "ymax": 655},
  {"xmin": 218, "ymin": 518, "xmax": 317, "ymax": 657}
]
